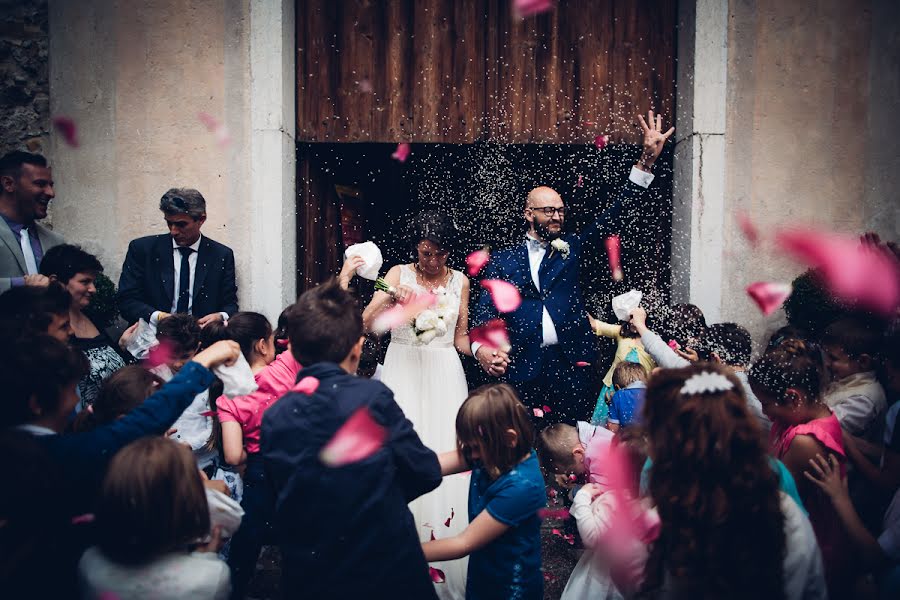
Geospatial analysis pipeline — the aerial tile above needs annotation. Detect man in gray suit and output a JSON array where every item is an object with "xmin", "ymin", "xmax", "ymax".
[{"xmin": 0, "ymin": 151, "xmax": 64, "ymax": 292}]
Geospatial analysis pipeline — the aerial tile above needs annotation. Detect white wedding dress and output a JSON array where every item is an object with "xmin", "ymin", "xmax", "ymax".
[{"xmin": 380, "ymin": 265, "xmax": 470, "ymax": 600}]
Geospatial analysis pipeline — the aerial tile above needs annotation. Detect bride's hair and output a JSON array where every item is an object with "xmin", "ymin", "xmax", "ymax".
[
  {"xmin": 411, "ymin": 210, "xmax": 457, "ymax": 255},
  {"xmin": 455, "ymin": 384, "xmax": 534, "ymax": 480}
]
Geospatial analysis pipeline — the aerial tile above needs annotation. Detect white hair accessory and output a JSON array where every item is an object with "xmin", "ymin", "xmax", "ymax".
[{"xmin": 680, "ymin": 372, "xmax": 734, "ymax": 396}]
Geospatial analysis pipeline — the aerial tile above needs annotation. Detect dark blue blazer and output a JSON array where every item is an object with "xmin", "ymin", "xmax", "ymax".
[
  {"xmin": 261, "ymin": 362, "xmax": 441, "ymax": 599},
  {"xmin": 474, "ymin": 179, "xmax": 648, "ymax": 382},
  {"xmin": 117, "ymin": 234, "xmax": 239, "ymax": 323},
  {"xmin": 35, "ymin": 362, "xmax": 215, "ymax": 516}
]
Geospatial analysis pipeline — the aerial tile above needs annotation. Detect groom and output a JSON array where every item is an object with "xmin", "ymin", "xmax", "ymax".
[{"xmin": 472, "ymin": 111, "xmax": 674, "ymax": 424}]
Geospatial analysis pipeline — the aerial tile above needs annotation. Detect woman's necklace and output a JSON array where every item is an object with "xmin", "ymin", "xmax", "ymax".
[{"xmin": 414, "ymin": 264, "xmax": 451, "ymax": 292}]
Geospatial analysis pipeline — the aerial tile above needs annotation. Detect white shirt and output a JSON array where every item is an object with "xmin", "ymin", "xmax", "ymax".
[
  {"xmin": 150, "ymin": 235, "xmax": 228, "ymax": 324},
  {"xmin": 472, "ymin": 167, "xmax": 654, "ymax": 357}
]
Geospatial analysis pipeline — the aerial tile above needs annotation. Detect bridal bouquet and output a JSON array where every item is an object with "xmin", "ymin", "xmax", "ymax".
[{"xmin": 412, "ymin": 286, "xmax": 455, "ymax": 345}]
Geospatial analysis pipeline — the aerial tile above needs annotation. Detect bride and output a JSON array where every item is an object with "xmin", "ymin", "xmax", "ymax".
[{"xmin": 360, "ymin": 211, "xmax": 472, "ymax": 600}]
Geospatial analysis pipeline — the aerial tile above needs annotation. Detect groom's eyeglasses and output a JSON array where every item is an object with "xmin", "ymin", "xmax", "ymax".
[{"xmin": 529, "ymin": 206, "xmax": 566, "ymax": 217}]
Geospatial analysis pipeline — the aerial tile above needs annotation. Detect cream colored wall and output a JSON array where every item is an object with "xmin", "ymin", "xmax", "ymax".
[
  {"xmin": 48, "ymin": 0, "xmax": 256, "ymax": 313},
  {"xmin": 722, "ymin": 0, "xmax": 899, "ymax": 345}
]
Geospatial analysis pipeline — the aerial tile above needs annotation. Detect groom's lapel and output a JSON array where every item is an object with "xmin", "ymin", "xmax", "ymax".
[
  {"xmin": 515, "ymin": 242, "xmax": 540, "ymax": 296},
  {"xmin": 541, "ymin": 241, "xmax": 569, "ymax": 291}
]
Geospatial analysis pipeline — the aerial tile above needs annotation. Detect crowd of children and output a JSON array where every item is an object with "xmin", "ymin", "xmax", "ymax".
[{"xmin": 1, "ymin": 251, "xmax": 899, "ymax": 600}]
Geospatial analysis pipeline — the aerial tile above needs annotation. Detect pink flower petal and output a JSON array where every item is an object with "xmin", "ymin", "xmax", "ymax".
[
  {"xmin": 372, "ymin": 292, "xmax": 437, "ymax": 334},
  {"xmin": 775, "ymin": 227, "xmax": 900, "ymax": 316},
  {"xmin": 576, "ymin": 174, "xmax": 583, "ymax": 188},
  {"xmin": 480, "ymin": 279, "xmax": 522, "ymax": 312},
  {"xmin": 292, "ymin": 376, "xmax": 320, "ymax": 395},
  {"xmin": 197, "ymin": 112, "xmax": 232, "ymax": 147},
  {"xmin": 548, "ymin": 487, "xmax": 558, "ymax": 499},
  {"xmin": 391, "ymin": 142, "xmax": 411, "ymax": 162},
  {"xmin": 736, "ymin": 211, "xmax": 761, "ymax": 246},
  {"xmin": 443, "ymin": 508, "xmax": 454, "ymax": 527},
  {"xmin": 667, "ymin": 339, "xmax": 681, "ymax": 351},
  {"xmin": 199, "ymin": 410, "xmax": 218, "ymax": 418},
  {"xmin": 542, "ymin": 405, "xmax": 552, "ymax": 414},
  {"xmin": 430, "ymin": 530, "xmax": 436, "ymax": 541},
  {"xmin": 532, "ymin": 407, "xmax": 544, "ymax": 418},
  {"xmin": 276, "ymin": 338, "xmax": 289, "ymax": 348},
  {"xmin": 52, "ymin": 116, "xmax": 79, "ymax": 147},
  {"xmin": 537, "ymin": 508, "xmax": 571, "ymax": 520},
  {"xmin": 466, "ymin": 248, "xmax": 490, "ymax": 277},
  {"xmin": 594, "ymin": 134, "xmax": 610, "ymax": 149},
  {"xmin": 746, "ymin": 281, "xmax": 792, "ymax": 316},
  {"xmin": 513, "ymin": 0, "xmax": 556, "ymax": 18},
  {"xmin": 605, "ymin": 235, "xmax": 623, "ymax": 281},
  {"xmin": 145, "ymin": 340, "xmax": 174, "ymax": 369},
  {"xmin": 320, "ymin": 407, "xmax": 387, "ymax": 467},
  {"xmin": 71, "ymin": 513, "xmax": 95, "ymax": 525},
  {"xmin": 575, "ymin": 361, "xmax": 590, "ymax": 367},
  {"xmin": 429, "ymin": 566, "xmax": 446, "ymax": 583},
  {"xmin": 469, "ymin": 318, "xmax": 511, "ymax": 351}
]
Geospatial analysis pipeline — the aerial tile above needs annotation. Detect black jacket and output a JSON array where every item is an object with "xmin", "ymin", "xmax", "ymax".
[
  {"xmin": 117, "ymin": 234, "xmax": 238, "ymax": 323},
  {"xmin": 261, "ymin": 362, "xmax": 442, "ymax": 599}
]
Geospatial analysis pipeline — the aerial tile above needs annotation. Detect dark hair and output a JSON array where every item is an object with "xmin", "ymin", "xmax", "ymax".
[
  {"xmin": 39, "ymin": 244, "xmax": 104, "ymax": 284},
  {"xmin": 665, "ymin": 303, "xmax": 707, "ymax": 346},
  {"xmin": 0, "ymin": 150, "xmax": 47, "ymax": 179},
  {"xmin": 765, "ymin": 324, "xmax": 811, "ymax": 352},
  {"xmin": 0, "ymin": 335, "xmax": 89, "ymax": 428},
  {"xmin": 0, "ymin": 283, "xmax": 71, "ymax": 338},
  {"xmin": 95, "ymin": 437, "xmax": 209, "ymax": 565},
  {"xmin": 156, "ymin": 313, "xmax": 201, "ymax": 353},
  {"xmin": 456, "ymin": 384, "xmax": 535, "ymax": 480},
  {"xmin": 273, "ymin": 304, "xmax": 293, "ymax": 355},
  {"xmin": 821, "ymin": 317, "xmax": 881, "ymax": 360},
  {"xmin": 641, "ymin": 363, "xmax": 785, "ymax": 599},
  {"xmin": 748, "ymin": 341, "xmax": 822, "ymax": 404},
  {"xmin": 202, "ymin": 312, "xmax": 272, "ymax": 362},
  {"xmin": 71, "ymin": 366, "xmax": 163, "ymax": 433},
  {"xmin": 411, "ymin": 210, "xmax": 457, "ymax": 254},
  {"xmin": 159, "ymin": 188, "xmax": 206, "ymax": 219},
  {"xmin": 613, "ymin": 361, "xmax": 648, "ymax": 388},
  {"xmin": 700, "ymin": 323, "xmax": 752, "ymax": 366},
  {"xmin": 286, "ymin": 279, "xmax": 362, "ymax": 365}
]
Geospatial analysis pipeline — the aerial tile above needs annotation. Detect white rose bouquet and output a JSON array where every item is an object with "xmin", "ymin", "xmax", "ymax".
[{"xmin": 413, "ymin": 286, "xmax": 454, "ymax": 345}]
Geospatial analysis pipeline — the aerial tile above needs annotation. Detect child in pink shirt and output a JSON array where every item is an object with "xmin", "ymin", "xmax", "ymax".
[{"xmin": 206, "ymin": 311, "xmax": 302, "ymax": 598}]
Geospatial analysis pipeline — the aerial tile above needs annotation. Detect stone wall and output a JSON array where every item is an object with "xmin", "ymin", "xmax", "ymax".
[{"xmin": 0, "ymin": 0, "xmax": 49, "ymax": 154}]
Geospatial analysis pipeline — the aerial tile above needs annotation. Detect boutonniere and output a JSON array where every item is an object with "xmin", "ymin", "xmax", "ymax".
[{"xmin": 549, "ymin": 238, "xmax": 570, "ymax": 260}]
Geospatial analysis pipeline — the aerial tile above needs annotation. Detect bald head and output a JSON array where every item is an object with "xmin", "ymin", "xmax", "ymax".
[{"xmin": 525, "ymin": 186, "xmax": 563, "ymax": 208}]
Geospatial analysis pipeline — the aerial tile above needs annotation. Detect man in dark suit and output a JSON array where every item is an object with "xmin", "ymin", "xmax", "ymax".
[
  {"xmin": 473, "ymin": 111, "xmax": 674, "ymax": 424},
  {"xmin": 0, "ymin": 151, "xmax": 64, "ymax": 292},
  {"xmin": 118, "ymin": 188, "xmax": 238, "ymax": 326}
]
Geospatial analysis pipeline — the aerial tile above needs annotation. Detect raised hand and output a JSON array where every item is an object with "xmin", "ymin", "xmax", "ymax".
[
  {"xmin": 338, "ymin": 255, "xmax": 367, "ymax": 290},
  {"xmin": 637, "ymin": 110, "xmax": 675, "ymax": 170},
  {"xmin": 803, "ymin": 453, "xmax": 848, "ymax": 501}
]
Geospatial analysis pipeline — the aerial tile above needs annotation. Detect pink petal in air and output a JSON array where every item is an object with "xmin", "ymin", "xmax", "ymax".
[
  {"xmin": 391, "ymin": 142, "xmax": 411, "ymax": 162},
  {"xmin": 775, "ymin": 227, "xmax": 900, "ymax": 316},
  {"xmin": 469, "ymin": 318, "xmax": 511, "ymax": 351},
  {"xmin": 429, "ymin": 567, "xmax": 446, "ymax": 583},
  {"xmin": 594, "ymin": 134, "xmax": 610, "ymax": 150},
  {"xmin": 746, "ymin": 282, "xmax": 792, "ymax": 316},
  {"xmin": 52, "ymin": 116, "xmax": 79, "ymax": 147},
  {"xmin": 320, "ymin": 407, "xmax": 387, "ymax": 467},
  {"xmin": 292, "ymin": 376, "xmax": 320, "ymax": 395},
  {"xmin": 444, "ymin": 508, "xmax": 454, "ymax": 527},
  {"xmin": 667, "ymin": 339, "xmax": 681, "ymax": 351},
  {"xmin": 542, "ymin": 405, "xmax": 552, "ymax": 413},
  {"xmin": 532, "ymin": 407, "xmax": 544, "ymax": 418},
  {"xmin": 197, "ymin": 112, "xmax": 232, "ymax": 147},
  {"xmin": 199, "ymin": 410, "xmax": 218, "ymax": 418},
  {"xmin": 466, "ymin": 248, "xmax": 490, "ymax": 277},
  {"xmin": 736, "ymin": 211, "xmax": 761, "ymax": 246},
  {"xmin": 513, "ymin": 0, "xmax": 556, "ymax": 18},
  {"xmin": 576, "ymin": 174, "xmax": 583, "ymax": 188},
  {"xmin": 430, "ymin": 530, "xmax": 436, "ymax": 541},
  {"xmin": 145, "ymin": 340, "xmax": 174, "ymax": 369},
  {"xmin": 575, "ymin": 361, "xmax": 591, "ymax": 367},
  {"xmin": 71, "ymin": 513, "xmax": 95, "ymax": 525},
  {"xmin": 480, "ymin": 279, "xmax": 522, "ymax": 312},
  {"xmin": 605, "ymin": 235, "xmax": 623, "ymax": 281},
  {"xmin": 372, "ymin": 292, "xmax": 437, "ymax": 334}
]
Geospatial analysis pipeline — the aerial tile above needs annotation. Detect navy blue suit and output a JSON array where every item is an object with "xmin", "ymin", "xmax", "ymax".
[
  {"xmin": 261, "ymin": 362, "xmax": 441, "ymax": 599},
  {"xmin": 117, "ymin": 234, "xmax": 239, "ymax": 324},
  {"xmin": 474, "ymin": 178, "xmax": 649, "ymax": 423}
]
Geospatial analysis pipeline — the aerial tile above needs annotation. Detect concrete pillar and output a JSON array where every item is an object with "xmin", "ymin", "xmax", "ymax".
[
  {"xmin": 248, "ymin": 0, "xmax": 297, "ymax": 318},
  {"xmin": 672, "ymin": 0, "xmax": 728, "ymax": 322}
]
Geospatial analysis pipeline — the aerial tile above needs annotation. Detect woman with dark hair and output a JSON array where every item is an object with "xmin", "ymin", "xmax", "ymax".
[
  {"xmin": 40, "ymin": 244, "xmax": 133, "ymax": 409},
  {"xmin": 640, "ymin": 363, "xmax": 827, "ymax": 599},
  {"xmin": 358, "ymin": 210, "xmax": 473, "ymax": 599}
]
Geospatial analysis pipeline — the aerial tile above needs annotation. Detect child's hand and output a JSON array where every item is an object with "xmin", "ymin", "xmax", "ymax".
[
  {"xmin": 803, "ymin": 453, "xmax": 847, "ymax": 502},
  {"xmin": 587, "ymin": 313, "xmax": 600, "ymax": 334},
  {"xmin": 628, "ymin": 307, "xmax": 648, "ymax": 332},
  {"xmin": 580, "ymin": 483, "xmax": 604, "ymax": 499},
  {"xmin": 674, "ymin": 347, "xmax": 699, "ymax": 362}
]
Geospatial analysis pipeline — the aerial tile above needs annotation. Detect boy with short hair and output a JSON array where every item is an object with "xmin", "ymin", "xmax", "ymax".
[
  {"xmin": 607, "ymin": 361, "xmax": 648, "ymax": 432},
  {"xmin": 261, "ymin": 279, "xmax": 441, "ymax": 599},
  {"xmin": 536, "ymin": 420, "xmax": 614, "ymax": 492}
]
